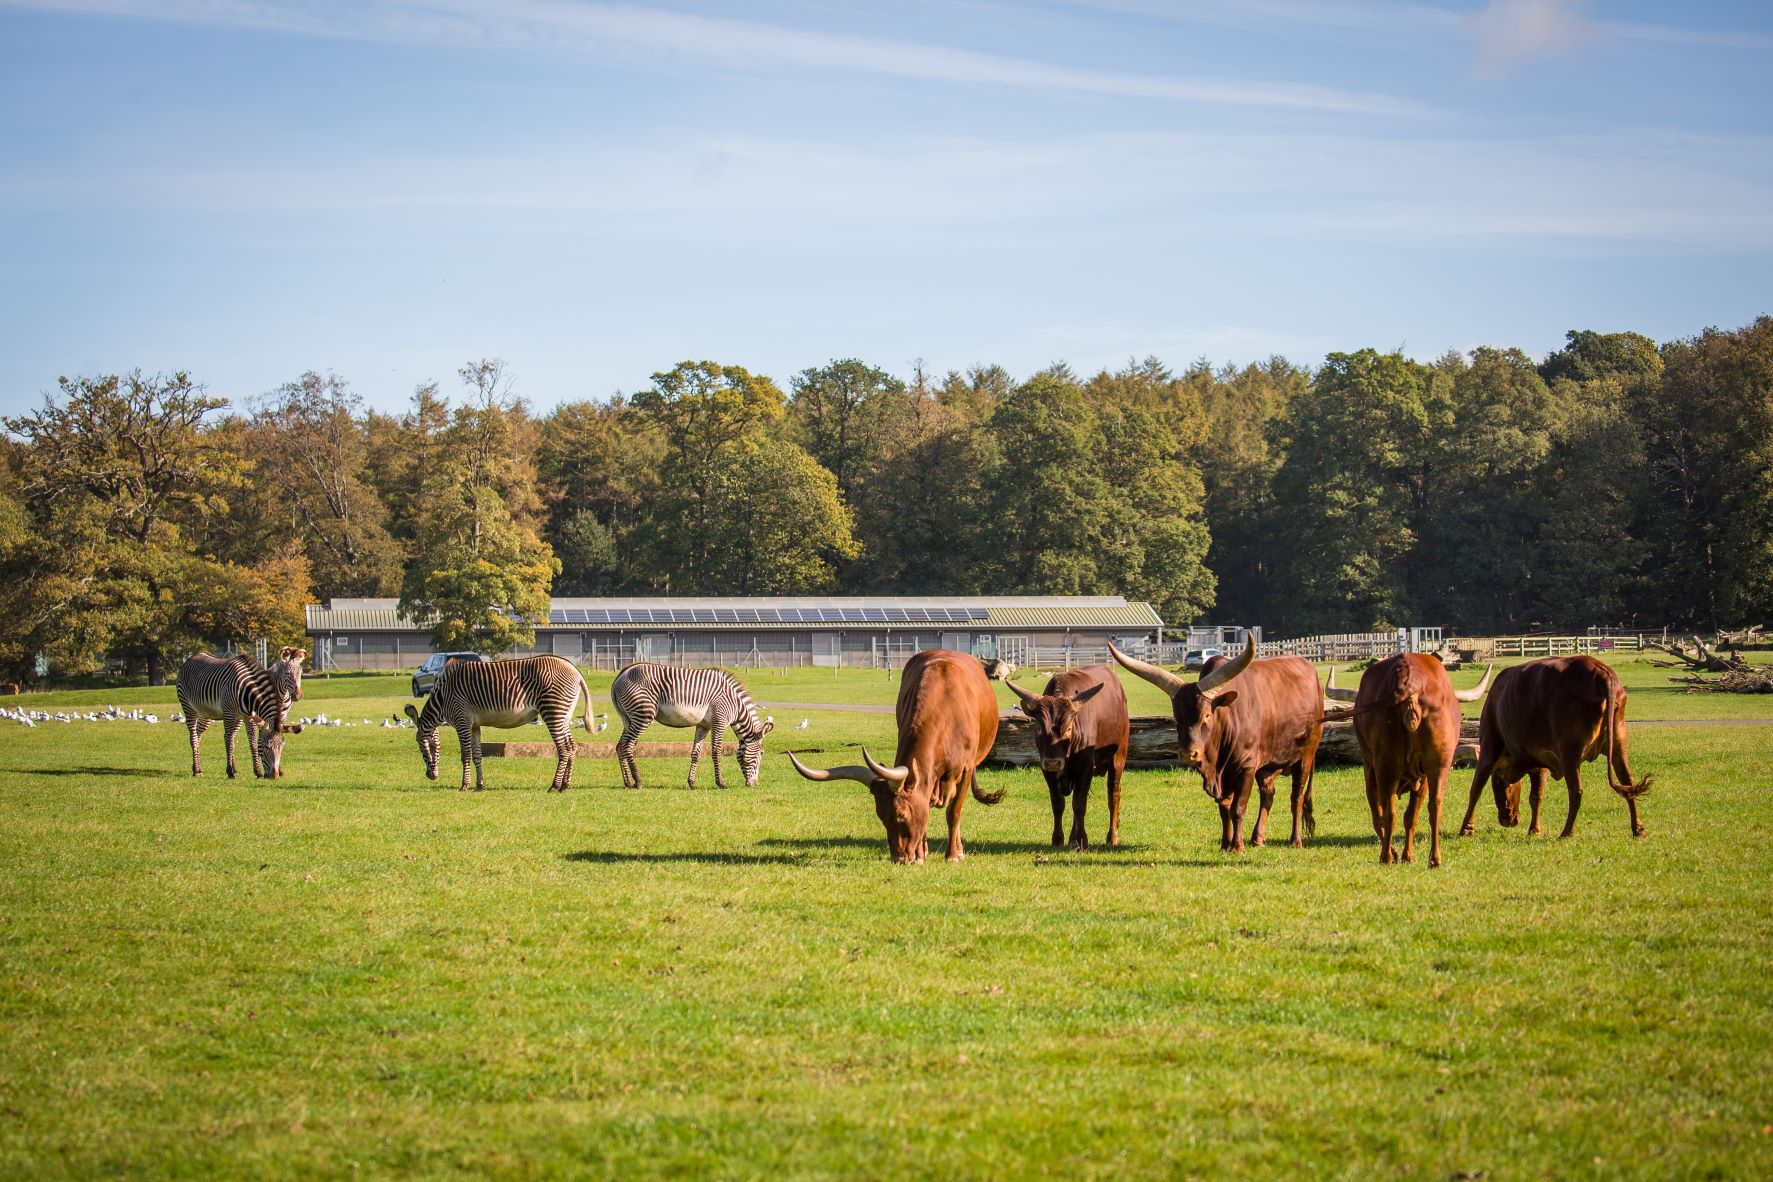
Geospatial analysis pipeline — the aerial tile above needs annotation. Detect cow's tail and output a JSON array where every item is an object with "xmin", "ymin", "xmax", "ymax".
[
  {"xmin": 970, "ymin": 769, "xmax": 1007, "ymax": 806},
  {"xmin": 1601, "ymin": 675, "xmax": 1651, "ymax": 799},
  {"xmin": 1302, "ymin": 765, "xmax": 1318, "ymax": 839}
]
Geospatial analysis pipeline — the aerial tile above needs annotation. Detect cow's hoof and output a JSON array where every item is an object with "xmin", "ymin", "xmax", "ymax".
[
  {"xmin": 1458, "ymin": 825, "xmax": 1475, "ymax": 837},
  {"xmin": 1430, "ymin": 855, "xmax": 1442, "ymax": 869},
  {"xmin": 1632, "ymin": 825, "xmax": 1647, "ymax": 838},
  {"xmin": 1289, "ymin": 838, "xmax": 1304, "ymax": 849}
]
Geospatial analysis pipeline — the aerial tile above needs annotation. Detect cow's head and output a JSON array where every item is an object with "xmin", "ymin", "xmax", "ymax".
[
  {"xmin": 404, "ymin": 700, "xmax": 442, "ymax": 780},
  {"xmin": 1493, "ymin": 774, "xmax": 1523, "ymax": 828},
  {"xmin": 1109, "ymin": 639, "xmax": 1254, "ymax": 800},
  {"xmin": 1007, "ymin": 679, "xmax": 1105, "ymax": 773},
  {"xmin": 787, "ymin": 748, "xmax": 935, "ymax": 863}
]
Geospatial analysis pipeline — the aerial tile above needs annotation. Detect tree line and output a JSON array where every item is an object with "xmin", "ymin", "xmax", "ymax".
[{"xmin": 2, "ymin": 317, "xmax": 1769, "ymax": 683}]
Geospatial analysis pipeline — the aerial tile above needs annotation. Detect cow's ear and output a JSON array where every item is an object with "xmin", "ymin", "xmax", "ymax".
[
  {"xmin": 1210, "ymin": 690, "xmax": 1239, "ymax": 709},
  {"xmin": 1071, "ymin": 683, "xmax": 1104, "ymax": 705}
]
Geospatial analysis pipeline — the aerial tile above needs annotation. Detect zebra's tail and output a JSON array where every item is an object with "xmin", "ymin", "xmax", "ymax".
[{"xmin": 578, "ymin": 668, "xmax": 595, "ymax": 733}]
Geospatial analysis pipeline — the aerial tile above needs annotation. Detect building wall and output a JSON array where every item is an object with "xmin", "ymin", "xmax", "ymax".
[{"xmin": 309, "ymin": 628, "xmax": 1148, "ymax": 672}]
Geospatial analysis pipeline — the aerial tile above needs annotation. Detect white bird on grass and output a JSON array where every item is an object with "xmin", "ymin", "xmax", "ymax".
[{"xmin": 795, "ymin": 719, "xmax": 809, "ymax": 730}]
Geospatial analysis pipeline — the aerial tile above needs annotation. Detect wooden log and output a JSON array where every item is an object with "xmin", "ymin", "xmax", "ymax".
[
  {"xmin": 481, "ymin": 740, "xmax": 735, "ymax": 759},
  {"xmin": 986, "ymin": 714, "xmax": 1480, "ymax": 769}
]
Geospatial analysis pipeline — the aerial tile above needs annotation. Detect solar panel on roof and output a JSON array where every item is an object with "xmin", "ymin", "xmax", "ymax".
[
  {"xmin": 715, "ymin": 609, "xmax": 738, "ymax": 622},
  {"xmin": 548, "ymin": 609, "xmax": 568, "ymax": 624},
  {"xmin": 586, "ymin": 610, "xmax": 608, "ymax": 623},
  {"xmin": 840, "ymin": 608, "xmax": 864, "ymax": 621},
  {"xmin": 864, "ymin": 608, "xmax": 887, "ymax": 621}
]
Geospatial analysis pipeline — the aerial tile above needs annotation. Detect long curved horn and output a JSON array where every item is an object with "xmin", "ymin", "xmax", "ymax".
[
  {"xmin": 787, "ymin": 751, "xmax": 876, "ymax": 785},
  {"xmin": 1198, "ymin": 636, "xmax": 1256, "ymax": 696},
  {"xmin": 860, "ymin": 746, "xmax": 910, "ymax": 784},
  {"xmin": 1325, "ymin": 666, "xmax": 1357, "ymax": 703},
  {"xmin": 1107, "ymin": 642, "xmax": 1186, "ymax": 699},
  {"xmin": 1453, "ymin": 663, "xmax": 1497, "ymax": 702},
  {"xmin": 1005, "ymin": 678, "xmax": 1040, "ymax": 704}
]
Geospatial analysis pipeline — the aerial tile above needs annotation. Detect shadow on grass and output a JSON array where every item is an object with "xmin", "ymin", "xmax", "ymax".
[
  {"xmin": 26, "ymin": 765, "xmax": 167, "ymax": 778},
  {"xmin": 565, "ymin": 849, "xmax": 809, "ymax": 866}
]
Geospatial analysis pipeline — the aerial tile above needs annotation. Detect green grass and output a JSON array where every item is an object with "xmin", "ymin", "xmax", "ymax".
[{"xmin": 2, "ymin": 662, "xmax": 1770, "ymax": 1178}]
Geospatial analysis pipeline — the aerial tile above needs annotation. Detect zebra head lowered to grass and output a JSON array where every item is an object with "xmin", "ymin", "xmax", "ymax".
[
  {"xmin": 403, "ymin": 654, "xmax": 593, "ymax": 792},
  {"xmin": 610, "ymin": 662, "xmax": 775, "ymax": 790},
  {"xmin": 176, "ymin": 653, "xmax": 303, "ymax": 779}
]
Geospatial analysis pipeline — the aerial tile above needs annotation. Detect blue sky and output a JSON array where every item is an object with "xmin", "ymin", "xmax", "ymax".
[{"xmin": 2, "ymin": 0, "xmax": 1770, "ymax": 415}]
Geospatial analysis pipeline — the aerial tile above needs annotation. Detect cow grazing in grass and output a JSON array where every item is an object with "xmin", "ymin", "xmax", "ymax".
[
  {"xmin": 1458, "ymin": 655, "xmax": 1650, "ymax": 840},
  {"xmin": 1353, "ymin": 655, "xmax": 1494, "ymax": 867},
  {"xmin": 1006, "ymin": 666, "xmax": 1130, "ymax": 849},
  {"xmin": 1109, "ymin": 638, "xmax": 1324, "ymax": 853},
  {"xmin": 787, "ymin": 649, "xmax": 1002, "ymax": 863}
]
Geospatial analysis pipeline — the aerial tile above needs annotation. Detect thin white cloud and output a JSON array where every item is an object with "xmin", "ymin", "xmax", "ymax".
[
  {"xmin": 0, "ymin": 0, "xmax": 1428, "ymax": 116},
  {"xmin": 10, "ymin": 125, "xmax": 1769, "ymax": 254},
  {"xmin": 1464, "ymin": 0, "xmax": 1595, "ymax": 76},
  {"xmin": 1046, "ymin": 0, "xmax": 1773, "ymax": 63}
]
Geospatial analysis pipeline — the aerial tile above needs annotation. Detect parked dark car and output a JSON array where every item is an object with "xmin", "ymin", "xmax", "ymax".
[{"xmin": 411, "ymin": 651, "xmax": 485, "ymax": 697}]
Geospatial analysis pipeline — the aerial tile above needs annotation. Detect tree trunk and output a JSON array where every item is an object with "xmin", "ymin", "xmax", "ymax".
[{"xmin": 147, "ymin": 650, "xmax": 167, "ymax": 686}]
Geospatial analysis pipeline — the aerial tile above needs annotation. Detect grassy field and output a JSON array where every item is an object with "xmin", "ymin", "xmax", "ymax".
[{"xmin": 2, "ymin": 658, "xmax": 1770, "ymax": 1178}]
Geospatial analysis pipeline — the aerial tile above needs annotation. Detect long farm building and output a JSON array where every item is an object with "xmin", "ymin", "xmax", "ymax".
[{"xmin": 303, "ymin": 596, "xmax": 1166, "ymax": 671}]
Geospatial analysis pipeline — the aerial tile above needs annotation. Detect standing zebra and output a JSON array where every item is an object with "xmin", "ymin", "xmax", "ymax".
[
  {"xmin": 610, "ymin": 662, "xmax": 774, "ymax": 790},
  {"xmin": 269, "ymin": 646, "xmax": 306, "ymax": 707},
  {"xmin": 176, "ymin": 653, "xmax": 299, "ymax": 779},
  {"xmin": 402, "ymin": 654, "xmax": 592, "ymax": 791}
]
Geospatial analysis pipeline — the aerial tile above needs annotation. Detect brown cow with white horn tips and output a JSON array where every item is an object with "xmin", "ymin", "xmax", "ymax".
[
  {"xmin": 1005, "ymin": 666, "xmax": 1130, "ymax": 849},
  {"xmin": 1352, "ymin": 655, "xmax": 1494, "ymax": 867},
  {"xmin": 1458, "ymin": 655, "xmax": 1650, "ymax": 840},
  {"xmin": 787, "ymin": 649, "xmax": 1002, "ymax": 863},
  {"xmin": 1108, "ymin": 637, "xmax": 1325, "ymax": 852}
]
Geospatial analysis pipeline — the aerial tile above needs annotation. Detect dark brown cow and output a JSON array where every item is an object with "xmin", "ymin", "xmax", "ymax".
[
  {"xmin": 1458, "ymin": 655, "xmax": 1650, "ymax": 840},
  {"xmin": 1109, "ymin": 638, "xmax": 1324, "ymax": 852},
  {"xmin": 787, "ymin": 649, "xmax": 1002, "ymax": 863},
  {"xmin": 1006, "ymin": 666, "xmax": 1130, "ymax": 849},
  {"xmin": 1353, "ymin": 655, "xmax": 1493, "ymax": 867}
]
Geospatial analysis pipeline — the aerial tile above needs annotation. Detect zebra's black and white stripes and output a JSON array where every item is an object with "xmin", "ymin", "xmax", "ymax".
[
  {"xmin": 176, "ymin": 653, "xmax": 295, "ymax": 779},
  {"xmin": 403, "ymin": 654, "xmax": 592, "ymax": 791},
  {"xmin": 610, "ymin": 662, "xmax": 774, "ymax": 789}
]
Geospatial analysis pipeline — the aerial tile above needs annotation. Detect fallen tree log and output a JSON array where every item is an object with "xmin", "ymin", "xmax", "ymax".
[
  {"xmin": 1647, "ymin": 635, "xmax": 1747, "ymax": 673},
  {"xmin": 1672, "ymin": 668, "xmax": 1773, "ymax": 694},
  {"xmin": 987, "ymin": 714, "xmax": 1479, "ymax": 769}
]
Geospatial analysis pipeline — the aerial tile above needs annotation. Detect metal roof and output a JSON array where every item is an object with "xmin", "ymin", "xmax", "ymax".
[{"xmin": 305, "ymin": 596, "xmax": 1162, "ymax": 633}]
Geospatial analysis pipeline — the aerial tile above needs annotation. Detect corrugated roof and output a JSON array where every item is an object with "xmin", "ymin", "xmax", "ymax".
[{"xmin": 306, "ymin": 597, "xmax": 1163, "ymax": 633}]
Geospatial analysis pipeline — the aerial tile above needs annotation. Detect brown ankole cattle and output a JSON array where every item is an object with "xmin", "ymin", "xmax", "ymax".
[
  {"xmin": 1353, "ymin": 654, "xmax": 1494, "ymax": 867},
  {"xmin": 1109, "ymin": 638, "xmax": 1324, "ymax": 853},
  {"xmin": 1458, "ymin": 655, "xmax": 1650, "ymax": 840},
  {"xmin": 1006, "ymin": 666, "xmax": 1130, "ymax": 849},
  {"xmin": 787, "ymin": 649, "xmax": 1002, "ymax": 864}
]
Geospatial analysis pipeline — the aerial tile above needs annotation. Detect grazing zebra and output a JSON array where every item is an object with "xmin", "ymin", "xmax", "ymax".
[
  {"xmin": 402, "ymin": 654, "xmax": 592, "ymax": 792},
  {"xmin": 176, "ymin": 653, "xmax": 298, "ymax": 779},
  {"xmin": 610, "ymin": 662, "xmax": 774, "ymax": 790}
]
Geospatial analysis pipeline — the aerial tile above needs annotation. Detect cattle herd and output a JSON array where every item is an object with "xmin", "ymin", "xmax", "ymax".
[{"xmin": 175, "ymin": 639, "xmax": 1651, "ymax": 867}]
